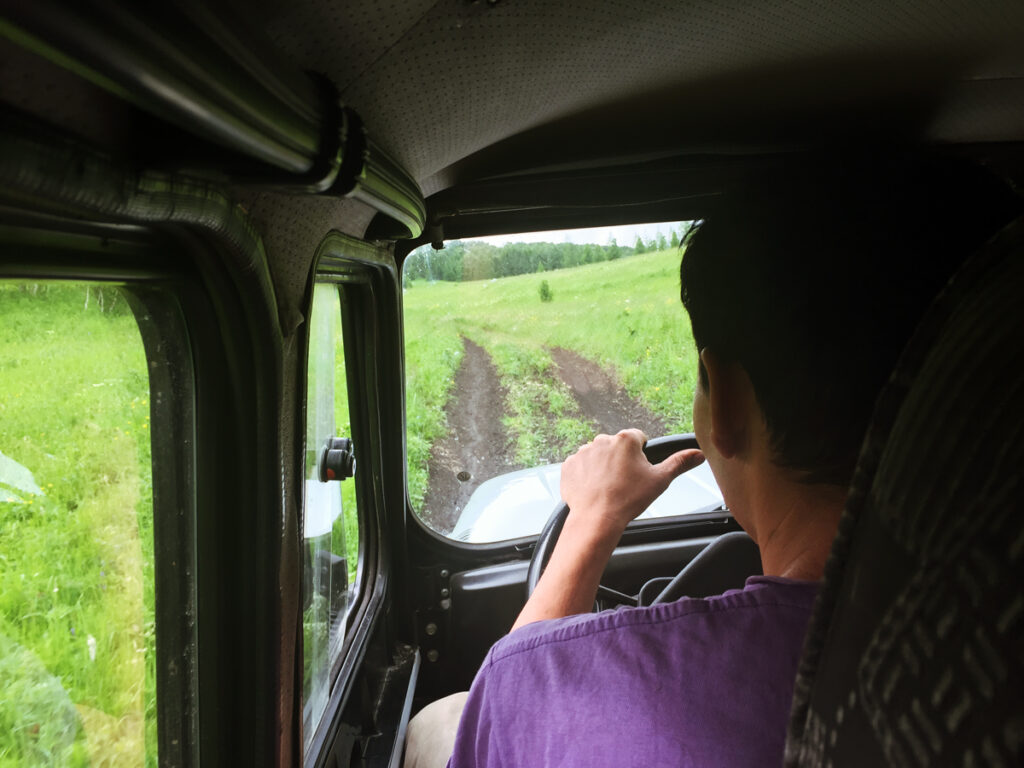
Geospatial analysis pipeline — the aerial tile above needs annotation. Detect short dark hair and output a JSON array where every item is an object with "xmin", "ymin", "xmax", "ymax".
[{"xmin": 680, "ymin": 152, "xmax": 1021, "ymax": 486}]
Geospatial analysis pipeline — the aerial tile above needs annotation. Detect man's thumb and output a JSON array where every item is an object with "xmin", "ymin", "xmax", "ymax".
[{"xmin": 657, "ymin": 449, "xmax": 705, "ymax": 480}]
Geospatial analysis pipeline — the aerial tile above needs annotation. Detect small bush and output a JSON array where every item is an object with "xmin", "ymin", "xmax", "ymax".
[{"xmin": 538, "ymin": 280, "xmax": 553, "ymax": 302}]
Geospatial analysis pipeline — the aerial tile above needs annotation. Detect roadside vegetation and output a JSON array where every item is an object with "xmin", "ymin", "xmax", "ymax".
[
  {"xmin": 403, "ymin": 246, "xmax": 700, "ymax": 512},
  {"xmin": 1, "ymin": 282, "xmax": 361, "ymax": 767},
  {"xmin": 0, "ymin": 283, "xmax": 156, "ymax": 767}
]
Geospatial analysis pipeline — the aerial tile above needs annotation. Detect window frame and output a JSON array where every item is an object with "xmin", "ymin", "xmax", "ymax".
[
  {"xmin": 302, "ymin": 232, "xmax": 413, "ymax": 768},
  {"xmin": 393, "ymin": 237, "xmax": 737, "ymax": 561}
]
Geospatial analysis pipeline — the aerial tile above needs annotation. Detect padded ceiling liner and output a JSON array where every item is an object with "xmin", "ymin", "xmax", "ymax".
[
  {"xmin": 254, "ymin": 0, "xmax": 1024, "ymax": 194},
  {"xmin": 235, "ymin": 190, "xmax": 379, "ymax": 323}
]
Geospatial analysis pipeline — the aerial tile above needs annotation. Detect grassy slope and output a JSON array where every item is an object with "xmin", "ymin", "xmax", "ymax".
[
  {"xmin": 402, "ymin": 248, "xmax": 699, "ymax": 510},
  {"xmin": 0, "ymin": 284, "xmax": 155, "ymax": 766}
]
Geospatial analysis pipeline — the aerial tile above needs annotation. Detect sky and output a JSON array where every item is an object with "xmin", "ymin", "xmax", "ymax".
[{"xmin": 469, "ymin": 220, "xmax": 688, "ymax": 247}]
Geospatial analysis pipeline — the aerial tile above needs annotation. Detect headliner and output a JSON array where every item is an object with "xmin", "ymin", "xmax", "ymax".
[{"xmin": 251, "ymin": 0, "xmax": 1024, "ymax": 196}]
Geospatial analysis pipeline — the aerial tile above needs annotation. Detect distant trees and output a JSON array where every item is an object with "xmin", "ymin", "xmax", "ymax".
[
  {"xmin": 404, "ymin": 240, "xmax": 465, "ymax": 282},
  {"xmin": 404, "ymin": 238, "xmax": 636, "ymax": 283},
  {"xmin": 402, "ymin": 224, "xmax": 697, "ymax": 285}
]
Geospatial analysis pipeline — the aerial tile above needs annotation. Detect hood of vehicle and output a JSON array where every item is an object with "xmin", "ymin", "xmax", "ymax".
[{"xmin": 450, "ymin": 460, "xmax": 724, "ymax": 544}]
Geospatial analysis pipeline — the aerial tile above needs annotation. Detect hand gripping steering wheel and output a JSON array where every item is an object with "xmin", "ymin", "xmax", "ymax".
[{"xmin": 524, "ymin": 433, "xmax": 701, "ymax": 602}]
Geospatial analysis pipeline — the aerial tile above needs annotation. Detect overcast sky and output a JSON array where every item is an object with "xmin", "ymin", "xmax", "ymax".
[{"xmin": 470, "ymin": 220, "xmax": 689, "ymax": 247}]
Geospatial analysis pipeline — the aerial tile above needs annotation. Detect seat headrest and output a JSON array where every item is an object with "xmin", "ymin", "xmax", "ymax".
[{"xmin": 785, "ymin": 217, "xmax": 1024, "ymax": 766}]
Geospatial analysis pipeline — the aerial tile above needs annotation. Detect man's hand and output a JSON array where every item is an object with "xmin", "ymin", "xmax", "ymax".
[
  {"xmin": 561, "ymin": 429, "xmax": 705, "ymax": 535},
  {"xmin": 510, "ymin": 430, "xmax": 704, "ymax": 631}
]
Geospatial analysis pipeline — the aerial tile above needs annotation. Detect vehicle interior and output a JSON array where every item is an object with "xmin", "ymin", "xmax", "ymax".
[{"xmin": 1, "ymin": 1, "xmax": 1022, "ymax": 766}]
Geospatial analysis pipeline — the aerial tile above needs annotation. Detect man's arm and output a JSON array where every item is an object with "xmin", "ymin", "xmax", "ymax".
[{"xmin": 511, "ymin": 429, "xmax": 704, "ymax": 631}]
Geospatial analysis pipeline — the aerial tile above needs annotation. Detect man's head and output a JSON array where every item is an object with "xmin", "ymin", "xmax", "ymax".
[{"xmin": 680, "ymin": 153, "xmax": 1021, "ymax": 489}]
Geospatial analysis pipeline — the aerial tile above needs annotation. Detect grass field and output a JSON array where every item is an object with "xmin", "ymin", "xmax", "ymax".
[
  {"xmin": 403, "ymin": 247, "xmax": 700, "ymax": 512},
  {"xmin": 1, "ymin": 282, "xmax": 363, "ymax": 767},
  {"xmin": 0, "ymin": 284, "xmax": 156, "ymax": 767}
]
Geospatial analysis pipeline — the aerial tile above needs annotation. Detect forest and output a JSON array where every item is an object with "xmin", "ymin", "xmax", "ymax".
[{"xmin": 403, "ymin": 226, "xmax": 690, "ymax": 283}]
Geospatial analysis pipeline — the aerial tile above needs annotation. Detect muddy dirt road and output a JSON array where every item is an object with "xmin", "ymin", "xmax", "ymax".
[
  {"xmin": 420, "ymin": 338, "xmax": 670, "ymax": 533},
  {"xmin": 550, "ymin": 347, "xmax": 666, "ymax": 437}
]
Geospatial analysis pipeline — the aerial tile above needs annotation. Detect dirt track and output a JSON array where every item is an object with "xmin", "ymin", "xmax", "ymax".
[
  {"xmin": 420, "ymin": 339, "xmax": 668, "ymax": 533},
  {"xmin": 550, "ymin": 347, "xmax": 666, "ymax": 437},
  {"xmin": 421, "ymin": 339, "xmax": 519, "ymax": 532}
]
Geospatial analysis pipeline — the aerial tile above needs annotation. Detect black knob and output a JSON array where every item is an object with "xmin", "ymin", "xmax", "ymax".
[{"xmin": 318, "ymin": 437, "xmax": 355, "ymax": 482}]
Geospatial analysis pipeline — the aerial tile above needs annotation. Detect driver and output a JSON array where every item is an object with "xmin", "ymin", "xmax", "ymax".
[{"xmin": 405, "ymin": 154, "xmax": 1022, "ymax": 768}]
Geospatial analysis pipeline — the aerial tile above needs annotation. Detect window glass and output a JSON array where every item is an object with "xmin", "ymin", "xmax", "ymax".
[
  {"xmin": 402, "ymin": 223, "xmax": 723, "ymax": 543},
  {"xmin": 0, "ymin": 282, "xmax": 157, "ymax": 766},
  {"xmin": 302, "ymin": 283, "xmax": 358, "ymax": 753}
]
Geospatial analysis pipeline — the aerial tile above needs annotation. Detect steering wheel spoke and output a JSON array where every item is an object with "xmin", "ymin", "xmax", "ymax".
[{"xmin": 595, "ymin": 584, "xmax": 638, "ymax": 608}]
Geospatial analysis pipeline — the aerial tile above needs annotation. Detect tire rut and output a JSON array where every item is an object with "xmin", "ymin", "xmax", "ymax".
[
  {"xmin": 419, "ymin": 341, "xmax": 669, "ymax": 535},
  {"xmin": 549, "ymin": 347, "xmax": 667, "ymax": 438},
  {"xmin": 421, "ymin": 337, "xmax": 520, "ymax": 533}
]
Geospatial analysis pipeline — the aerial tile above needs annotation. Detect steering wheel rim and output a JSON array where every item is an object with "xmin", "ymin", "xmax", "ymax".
[{"xmin": 525, "ymin": 433, "xmax": 701, "ymax": 600}]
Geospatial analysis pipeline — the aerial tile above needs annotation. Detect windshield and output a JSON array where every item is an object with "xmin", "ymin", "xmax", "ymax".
[{"xmin": 402, "ymin": 222, "xmax": 723, "ymax": 542}]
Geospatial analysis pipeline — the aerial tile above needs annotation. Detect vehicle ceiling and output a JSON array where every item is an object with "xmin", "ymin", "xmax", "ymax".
[
  {"xmin": 248, "ymin": 0, "xmax": 1024, "ymax": 256},
  {"xmin": 250, "ymin": 0, "xmax": 1024, "ymax": 193},
  {"xmin": 4, "ymin": 0, "xmax": 1024, "ymax": 314}
]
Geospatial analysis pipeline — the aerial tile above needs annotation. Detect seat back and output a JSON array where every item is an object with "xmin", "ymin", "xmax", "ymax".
[{"xmin": 785, "ymin": 218, "xmax": 1024, "ymax": 766}]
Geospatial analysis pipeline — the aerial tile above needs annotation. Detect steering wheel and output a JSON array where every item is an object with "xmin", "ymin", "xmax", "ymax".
[{"xmin": 525, "ymin": 433, "xmax": 702, "ymax": 603}]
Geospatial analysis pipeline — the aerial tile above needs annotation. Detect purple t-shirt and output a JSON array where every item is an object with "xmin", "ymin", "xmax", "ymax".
[{"xmin": 448, "ymin": 576, "xmax": 818, "ymax": 768}]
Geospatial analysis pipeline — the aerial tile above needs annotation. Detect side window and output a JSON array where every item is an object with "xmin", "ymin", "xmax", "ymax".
[
  {"xmin": 402, "ymin": 223, "xmax": 723, "ymax": 543},
  {"xmin": 302, "ymin": 282, "xmax": 359, "ymax": 752},
  {"xmin": 0, "ymin": 282, "xmax": 157, "ymax": 765}
]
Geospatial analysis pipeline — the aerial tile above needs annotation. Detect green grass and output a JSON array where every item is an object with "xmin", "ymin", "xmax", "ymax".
[
  {"xmin": 483, "ymin": 342, "xmax": 592, "ymax": 467},
  {"xmin": 403, "ymin": 248, "xmax": 700, "ymax": 514},
  {"xmin": 401, "ymin": 302, "xmax": 464, "ymax": 510},
  {"xmin": 1, "ymin": 283, "xmax": 363, "ymax": 766},
  {"xmin": 0, "ymin": 283, "xmax": 155, "ymax": 767}
]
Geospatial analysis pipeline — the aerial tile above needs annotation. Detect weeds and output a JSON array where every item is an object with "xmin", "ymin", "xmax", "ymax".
[{"xmin": 480, "ymin": 342, "xmax": 592, "ymax": 466}]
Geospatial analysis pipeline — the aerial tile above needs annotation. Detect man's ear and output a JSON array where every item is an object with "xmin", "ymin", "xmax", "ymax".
[{"xmin": 699, "ymin": 348, "xmax": 754, "ymax": 460}]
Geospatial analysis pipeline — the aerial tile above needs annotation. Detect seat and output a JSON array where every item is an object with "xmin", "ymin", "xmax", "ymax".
[{"xmin": 784, "ymin": 218, "xmax": 1024, "ymax": 765}]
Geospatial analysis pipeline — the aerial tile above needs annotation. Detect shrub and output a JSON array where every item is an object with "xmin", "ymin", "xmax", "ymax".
[{"xmin": 538, "ymin": 280, "xmax": 553, "ymax": 302}]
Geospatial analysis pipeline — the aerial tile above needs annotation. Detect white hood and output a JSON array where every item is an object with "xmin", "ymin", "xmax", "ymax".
[{"xmin": 451, "ymin": 460, "xmax": 723, "ymax": 543}]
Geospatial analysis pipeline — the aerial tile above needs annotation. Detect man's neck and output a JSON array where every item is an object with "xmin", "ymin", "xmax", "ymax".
[{"xmin": 739, "ymin": 471, "xmax": 846, "ymax": 582}]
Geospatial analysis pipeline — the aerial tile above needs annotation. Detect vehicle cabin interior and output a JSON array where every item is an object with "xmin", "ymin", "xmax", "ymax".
[{"xmin": 0, "ymin": 1, "xmax": 1022, "ymax": 766}]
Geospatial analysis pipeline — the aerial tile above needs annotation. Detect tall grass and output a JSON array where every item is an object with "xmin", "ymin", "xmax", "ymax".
[
  {"xmin": 403, "ymin": 248, "xmax": 699, "ymax": 513},
  {"xmin": 401, "ymin": 302, "xmax": 464, "ymax": 510},
  {"xmin": 0, "ymin": 283, "xmax": 155, "ymax": 766}
]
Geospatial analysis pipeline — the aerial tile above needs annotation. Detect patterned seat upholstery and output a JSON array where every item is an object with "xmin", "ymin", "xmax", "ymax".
[{"xmin": 784, "ymin": 218, "xmax": 1024, "ymax": 767}]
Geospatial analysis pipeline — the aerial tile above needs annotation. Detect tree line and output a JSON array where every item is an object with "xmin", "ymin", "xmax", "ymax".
[{"xmin": 404, "ymin": 227, "xmax": 688, "ymax": 284}]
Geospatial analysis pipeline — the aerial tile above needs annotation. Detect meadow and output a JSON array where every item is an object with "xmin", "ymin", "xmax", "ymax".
[
  {"xmin": 0, "ymin": 283, "xmax": 363, "ymax": 767},
  {"xmin": 0, "ymin": 284, "xmax": 156, "ymax": 766},
  {"xmin": 402, "ymin": 247, "xmax": 700, "ymax": 512}
]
